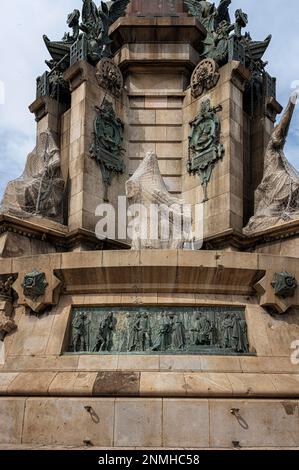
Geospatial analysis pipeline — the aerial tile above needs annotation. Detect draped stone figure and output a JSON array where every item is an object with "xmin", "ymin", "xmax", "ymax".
[
  {"xmin": 244, "ymin": 97, "xmax": 299, "ymax": 234},
  {"xmin": 0, "ymin": 131, "xmax": 65, "ymax": 224},
  {"xmin": 126, "ymin": 151, "xmax": 192, "ymax": 249}
]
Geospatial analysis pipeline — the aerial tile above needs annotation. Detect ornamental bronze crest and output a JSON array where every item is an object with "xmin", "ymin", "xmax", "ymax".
[
  {"xmin": 187, "ymin": 98, "xmax": 224, "ymax": 202},
  {"xmin": 191, "ymin": 59, "xmax": 220, "ymax": 98},
  {"xmin": 271, "ymin": 272, "xmax": 298, "ymax": 299},
  {"xmin": 22, "ymin": 271, "xmax": 48, "ymax": 301},
  {"xmin": 90, "ymin": 98, "xmax": 125, "ymax": 201},
  {"xmin": 96, "ymin": 58, "xmax": 124, "ymax": 98}
]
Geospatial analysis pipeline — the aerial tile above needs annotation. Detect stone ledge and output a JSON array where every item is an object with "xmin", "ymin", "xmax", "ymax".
[
  {"xmin": 2, "ymin": 249, "xmax": 298, "ymax": 296},
  {"xmin": 1, "ymin": 371, "xmax": 299, "ymax": 398},
  {"xmin": 110, "ymin": 16, "xmax": 206, "ymax": 52},
  {"xmin": 2, "ymin": 355, "xmax": 299, "ymax": 374},
  {"xmin": 1, "ymin": 397, "xmax": 299, "ymax": 448}
]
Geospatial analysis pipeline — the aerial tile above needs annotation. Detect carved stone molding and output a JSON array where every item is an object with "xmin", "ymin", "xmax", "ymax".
[
  {"xmin": 96, "ymin": 58, "xmax": 124, "ymax": 98},
  {"xmin": 13, "ymin": 269, "xmax": 61, "ymax": 315},
  {"xmin": 0, "ymin": 276, "xmax": 14, "ymax": 301},
  {"xmin": 0, "ymin": 305, "xmax": 17, "ymax": 341},
  {"xmin": 29, "ymin": 96, "xmax": 66, "ymax": 123},
  {"xmin": 0, "ymin": 276, "xmax": 16, "ymax": 341},
  {"xmin": 255, "ymin": 270, "xmax": 299, "ymax": 314},
  {"xmin": 265, "ymin": 96, "xmax": 283, "ymax": 123},
  {"xmin": 64, "ymin": 60, "xmax": 93, "ymax": 92},
  {"xmin": 191, "ymin": 59, "xmax": 220, "ymax": 99}
]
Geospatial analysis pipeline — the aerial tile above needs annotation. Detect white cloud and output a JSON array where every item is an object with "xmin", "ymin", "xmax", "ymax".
[{"xmin": 0, "ymin": 0, "xmax": 299, "ymax": 197}]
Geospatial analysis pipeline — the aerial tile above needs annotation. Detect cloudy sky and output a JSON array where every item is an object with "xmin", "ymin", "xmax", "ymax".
[{"xmin": 0, "ymin": 0, "xmax": 299, "ymax": 197}]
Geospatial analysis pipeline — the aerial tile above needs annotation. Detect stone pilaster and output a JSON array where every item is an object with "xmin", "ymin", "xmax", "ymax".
[
  {"xmin": 64, "ymin": 61, "xmax": 130, "ymax": 236},
  {"xmin": 182, "ymin": 61, "xmax": 250, "ymax": 241}
]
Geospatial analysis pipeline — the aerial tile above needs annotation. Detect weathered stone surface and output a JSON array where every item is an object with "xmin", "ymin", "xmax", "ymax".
[
  {"xmin": 0, "ymin": 373, "xmax": 18, "ymax": 394},
  {"xmin": 185, "ymin": 373, "xmax": 233, "ymax": 397},
  {"xmin": 1, "ymin": 397, "xmax": 299, "ymax": 448},
  {"xmin": 114, "ymin": 398, "xmax": 162, "ymax": 447},
  {"xmin": 0, "ymin": 398, "xmax": 25, "ymax": 444},
  {"xmin": 117, "ymin": 355, "xmax": 159, "ymax": 371},
  {"xmin": 210, "ymin": 399, "xmax": 299, "ymax": 448},
  {"xmin": 78, "ymin": 355, "xmax": 118, "ymax": 371},
  {"xmin": 140, "ymin": 372, "xmax": 187, "ymax": 397},
  {"xmin": 93, "ymin": 372, "xmax": 140, "ymax": 396},
  {"xmin": 160, "ymin": 355, "xmax": 201, "ymax": 371},
  {"xmin": 22, "ymin": 398, "xmax": 115, "ymax": 447},
  {"xmin": 201, "ymin": 356, "xmax": 242, "ymax": 372},
  {"xmin": 163, "ymin": 399, "xmax": 209, "ymax": 448},
  {"xmin": 7, "ymin": 372, "xmax": 57, "ymax": 395},
  {"xmin": 270, "ymin": 374, "xmax": 299, "ymax": 396},
  {"xmin": 226, "ymin": 373, "xmax": 277, "ymax": 397}
]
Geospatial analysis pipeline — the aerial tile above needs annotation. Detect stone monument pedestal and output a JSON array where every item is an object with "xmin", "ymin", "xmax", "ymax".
[{"xmin": 0, "ymin": 1, "xmax": 299, "ymax": 450}]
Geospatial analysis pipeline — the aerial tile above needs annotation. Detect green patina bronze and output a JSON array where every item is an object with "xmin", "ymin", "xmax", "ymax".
[
  {"xmin": 187, "ymin": 98, "xmax": 224, "ymax": 202},
  {"xmin": 67, "ymin": 306, "xmax": 250, "ymax": 356},
  {"xmin": 90, "ymin": 98, "xmax": 125, "ymax": 202},
  {"xmin": 271, "ymin": 272, "xmax": 298, "ymax": 299},
  {"xmin": 22, "ymin": 271, "xmax": 48, "ymax": 301},
  {"xmin": 184, "ymin": 0, "xmax": 272, "ymax": 80},
  {"xmin": 38, "ymin": 1, "xmax": 129, "ymax": 100}
]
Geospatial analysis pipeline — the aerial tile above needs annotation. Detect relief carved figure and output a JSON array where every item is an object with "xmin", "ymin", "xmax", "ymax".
[
  {"xmin": 152, "ymin": 312, "xmax": 173, "ymax": 352},
  {"xmin": 72, "ymin": 312, "xmax": 91, "ymax": 352},
  {"xmin": 96, "ymin": 58, "xmax": 124, "ymax": 97},
  {"xmin": 231, "ymin": 314, "xmax": 249, "ymax": 353},
  {"xmin": 68, "ymin": 307, "xmax": 250, "ymax": 356},
  {"xmin": 0, "ymin": 277, "xmax": 14, "ymax": 300},
  {"xmin": 127, "ymin": 311, "xmax": 151, "ymax": 352},
  {"xmin": 221, "ymin": 314, "xmax": 233, "ymax": 349},
  {"xmin": 187, "ymin": 99, "xmax": 224, "ymax": 202},
  {"xmin": 0, "ymin": 276, "xmax": 16, "ymax": 341},
  {"xmin": 90, "ymin": 98, "xmax": 125, "ymax": 202},
  {"xmin": 93, "ymin": 312, "xmax": 116, "ymax": 352},
  {"xmin": 191, "ymin": 58, "xmax": 220, "ymax": 99},
  {"xmin": 172, "ymin": 316, "xmax": 186, "ymax": 350}
]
